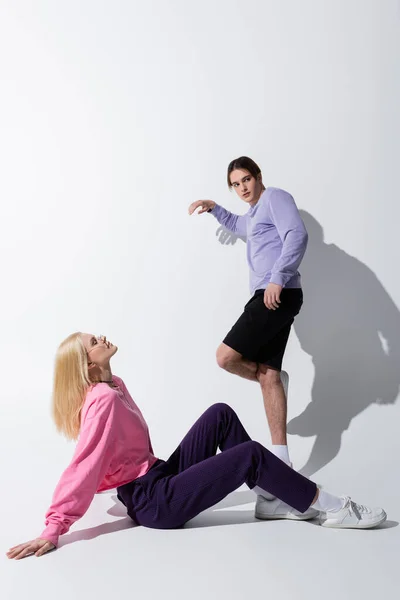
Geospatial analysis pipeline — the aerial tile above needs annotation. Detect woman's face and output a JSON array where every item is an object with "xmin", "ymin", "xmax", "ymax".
[{"xmin": 81, "ymin": 333, "xmax": 118, "ymax": 367}]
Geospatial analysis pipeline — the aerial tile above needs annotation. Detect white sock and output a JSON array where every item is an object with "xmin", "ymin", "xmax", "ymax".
[
  {"xmin": 271, "ymin": 444, "xmax": 291, "ymax": 466},
  {"xmin": 253, "ymin": 485, "xmax": 273, "ymax": 499},
  {"xmin": 313, "ymin": 490, "xmax": 345, "ymax": 513},
  {"xmin": 252, "ymin": 446, "xmax": 291, "ymax": 500}
]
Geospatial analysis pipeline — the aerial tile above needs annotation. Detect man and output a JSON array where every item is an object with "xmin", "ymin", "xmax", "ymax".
[{"xmin": 189, "ymin": 156, "xmax": 308, "ymax": 472}]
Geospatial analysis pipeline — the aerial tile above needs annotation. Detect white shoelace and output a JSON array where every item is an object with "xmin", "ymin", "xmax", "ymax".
[{"xmin": 345, "ymin": 498, "xmax": 371, "ymax": 517}]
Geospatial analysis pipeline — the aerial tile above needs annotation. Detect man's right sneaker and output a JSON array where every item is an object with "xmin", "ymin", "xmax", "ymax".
[{"xmin": 319, "ymin": 497, "xmax": 387, "ymax": 529}]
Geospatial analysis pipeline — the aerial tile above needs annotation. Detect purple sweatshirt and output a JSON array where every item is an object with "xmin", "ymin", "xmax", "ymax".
[{"xmin": 210, "ymin": 187, "xmax": 308, "ymax": 294}]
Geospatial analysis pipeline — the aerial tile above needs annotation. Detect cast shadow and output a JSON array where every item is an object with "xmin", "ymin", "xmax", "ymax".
[
  {"xmin": 58, "ymin": 490, "xmax": 258, "ymax": 549},
  {"xmin": 58, "ymin": 489, "xmax": 397, "ymax": 549},
  {"xmin": 288, "ymin": 211, "xmax": 400, "ymax": 476},
  {"xmin": 215, "ymin": 225, "xmax": 246, "ymax": 245},
  {"xmin": 215, "ymin": 213, "xmax": 400, "ymax": 478}
]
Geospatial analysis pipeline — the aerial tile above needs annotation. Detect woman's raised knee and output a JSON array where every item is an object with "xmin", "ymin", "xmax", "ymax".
[{"xmin": 207, "ymin": 402, "xmax": 235, "ymax": 417}]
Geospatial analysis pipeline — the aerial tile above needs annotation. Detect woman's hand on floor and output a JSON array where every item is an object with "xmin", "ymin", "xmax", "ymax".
[{"xmin": 6, "ymin": 538, "xmax": 55, "ymax": 560}]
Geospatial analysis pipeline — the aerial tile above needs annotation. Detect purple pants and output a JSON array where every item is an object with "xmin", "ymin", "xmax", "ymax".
[{"xmin": 117, "ymin": 403, "xmax": 316, "ymax": 528}]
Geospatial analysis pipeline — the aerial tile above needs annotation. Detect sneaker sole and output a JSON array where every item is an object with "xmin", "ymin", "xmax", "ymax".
[
  {"xmin": 255, "ymin": 511, "xmax": 318, "ymax": 521},
  {"xmin": 320, "ymin": 511, "xmax": 387, "ymax": 529}
]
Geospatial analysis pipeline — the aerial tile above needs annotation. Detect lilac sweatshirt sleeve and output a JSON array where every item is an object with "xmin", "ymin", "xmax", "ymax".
[
  {"xmin": 268, "ymin": 190, "xmax": 308, "ymax": 287},
  {"xmin": 40, "ymin": 391, "xmax": 117, "ymax": 547},
  {"xmin": 210, "ymin": 204, "xmax": 247, "ymax": 238}
]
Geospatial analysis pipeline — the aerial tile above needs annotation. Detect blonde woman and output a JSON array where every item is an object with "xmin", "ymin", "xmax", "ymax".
[{"xmin": 7, "ymin": 333, "xmax": 387, "ymax": 559}]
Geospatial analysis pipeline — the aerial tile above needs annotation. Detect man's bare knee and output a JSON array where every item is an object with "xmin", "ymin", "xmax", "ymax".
[
  {"xmin": 257, "ymin": 366, "xmax": 281, "ymax": 386},
  {"xmin": 216, "ymin": 344, "xmax": 240, "ymax": 371}
]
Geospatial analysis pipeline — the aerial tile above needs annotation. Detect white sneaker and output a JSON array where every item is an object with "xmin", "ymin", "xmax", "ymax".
[
  {"xmin": 255, "ymin": 495, "xmax": 319, "ymax": 521},
  {"xmin": 319, "ymin": 497, "xmax": 387, "ymax": 529}
]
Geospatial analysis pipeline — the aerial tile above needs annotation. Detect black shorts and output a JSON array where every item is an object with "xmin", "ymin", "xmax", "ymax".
[{"xmin": 223, "ymin": 288, "xmax": 303, "ymax": 370}]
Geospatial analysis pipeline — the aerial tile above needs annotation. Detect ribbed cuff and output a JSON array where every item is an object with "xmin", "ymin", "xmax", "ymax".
[
  {"xmin": 270, "ymin": 274, "xmax": 286, "ymax": 287},
  {"xmin": 208, "ymin": 203, "xmax": 221, "ymax": 217},
  {"xmin": 40, "ymin": 523, "xmax": 62, "ymax": 547}
]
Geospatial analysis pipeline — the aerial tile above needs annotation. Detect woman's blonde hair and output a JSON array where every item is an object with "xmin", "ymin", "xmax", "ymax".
[{"xmin": 52, "ymin": 332, "xmax": 92, "ymax": 440}]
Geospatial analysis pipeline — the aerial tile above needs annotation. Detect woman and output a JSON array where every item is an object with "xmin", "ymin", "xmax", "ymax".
[{"xmin": 6, "ymin": 333, "xmax": 386, "ymax": 559}]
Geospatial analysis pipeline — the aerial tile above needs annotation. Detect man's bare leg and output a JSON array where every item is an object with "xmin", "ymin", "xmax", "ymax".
[
  {"xmin": 216, "ymin": 344, "xmax": 289, "ymax": 448},
  {"xmin": 255, "ymin": 365, "xmax": 291, "ymax": 499},
  {"xmin": 216, "ymin": 344, "xmax": 291, "ymax": 499},
  {"xmin": 257, "ymin": 365, "xmax": 288, "ymax": 447},
  {"xmin": 216, "ymin": 343, "xmax": 258, "ymax": 381}
]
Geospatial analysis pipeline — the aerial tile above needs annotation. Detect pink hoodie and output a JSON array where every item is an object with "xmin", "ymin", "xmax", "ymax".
[{"xmin": 40, "ymin": 376, "xmax": 158, "ymax": 546}]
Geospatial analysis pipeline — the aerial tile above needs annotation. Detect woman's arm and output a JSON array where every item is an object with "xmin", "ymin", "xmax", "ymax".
[{"xmin": 6, "ymin": 390, "xmax": 117, "ymax": 559}]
